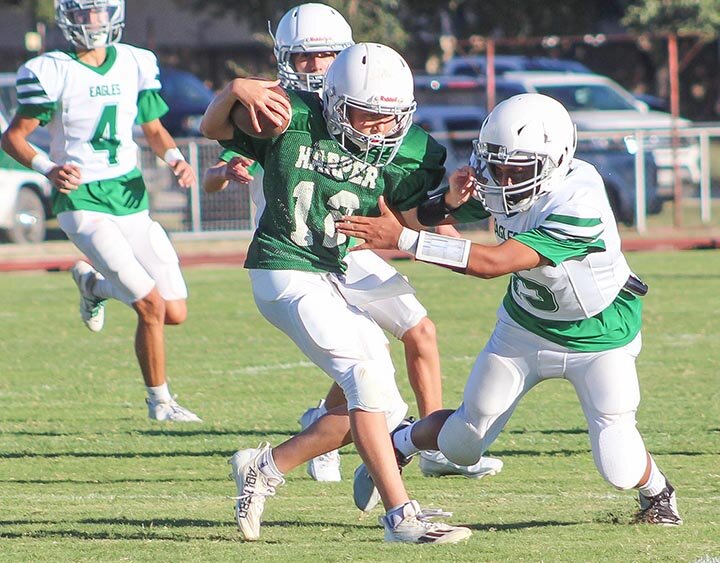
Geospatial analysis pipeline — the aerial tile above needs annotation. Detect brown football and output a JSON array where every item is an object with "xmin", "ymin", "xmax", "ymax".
[{"xmin": 230, "ymin": 85, "xmax": 291, "ymax": 139}]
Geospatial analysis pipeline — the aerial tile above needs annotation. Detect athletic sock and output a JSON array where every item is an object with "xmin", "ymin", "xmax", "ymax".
[
  {"xmin": 92, "ymin": 276, "xmax": 122, "ymax": 301},
  {"xmin": 147, "ymin": 383, "xmax": 173, "ymax": 403},
  {"xmin": 258, "ymin": 447, "xmax": 285, "ymax": 484},
  {"xmin": 393, "ymin": 423, "xmax": 420, "ymax": 458},
  {"xmin": 638, "ymin": 455, "xmax": 667, "ymax": 497}
]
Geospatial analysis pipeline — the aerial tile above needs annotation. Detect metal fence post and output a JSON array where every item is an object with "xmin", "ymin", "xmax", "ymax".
[
  {"xmin": 187, "ymin": 141, "xmax": 202, "ymax": 233},
  {"xmin": 699, "ymin": 131, "xmax": 711, "ymax": 224},
  {"xmin": 633, "ymin": 130, "xmax": 646, "ymax": 234}
]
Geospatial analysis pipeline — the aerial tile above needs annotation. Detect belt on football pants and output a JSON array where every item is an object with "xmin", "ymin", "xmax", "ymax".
[{"xmin": 623, "ymin": 274, "xmax": 649, "ymax": 296}]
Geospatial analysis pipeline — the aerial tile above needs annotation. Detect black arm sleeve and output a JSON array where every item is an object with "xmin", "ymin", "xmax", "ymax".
[{"xmin": 417, "ymin": 190, "xmax": 459, "ymax": 226}]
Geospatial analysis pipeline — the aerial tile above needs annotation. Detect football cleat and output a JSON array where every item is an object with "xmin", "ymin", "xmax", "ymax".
[
  {"xmin": 299, "ymin": 400, "xmax": 341, "ymax": 482},
  {"xmin": 353, "ymin": 418, "xmax": 415, "ymax": 512},
  {"xmin": 353, "ymin": 463, "xmax": 381, "ymax": 513},
  {"xmin": 306, "ymin": 449, "xmax": 341, "ymax": 482},
  {"xmin": 634, "ymin": 479, "xmax": 683, "ymax": 526},
  {"xmin": 229, "ymin": 442, "xmax": 285, "ymax": 541},
  {"xmin": 419, "ymin": 450, "xmax": 504, "ymax": 479},
  {"xmin": 381, "ymin": 500, "xmax": 472, "ymax": 544},
  {"xmin": 146, "ymin": 398, "xmax": 202, "ymax": 422},
  {"xmin": 71, "ymin": 260, "xmax": 105, "ymax": 332}
]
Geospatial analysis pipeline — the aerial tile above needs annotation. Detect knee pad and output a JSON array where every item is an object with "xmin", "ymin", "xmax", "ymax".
[
  {"xmin": 340, "ymin": 360, "xmax": 407, "ymax": 427},
  {"xmin": 437, "ymin": 406, "xmax": 485, "ymax": 466},
  {"xmin": 592, "ymin": 417, "xmax": 647, "ymax": 490}
]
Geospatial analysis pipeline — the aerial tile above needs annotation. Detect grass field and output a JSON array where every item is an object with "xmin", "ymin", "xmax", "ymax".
[{"xmin": 0, "ymin": 251, "xmax": 718, "ymax": 562}]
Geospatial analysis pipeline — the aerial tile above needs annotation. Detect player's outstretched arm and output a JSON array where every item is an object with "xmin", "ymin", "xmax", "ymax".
[
  {"xmin": 141, "ymin": 119, "xmax": 195, "ymax": 188},
  {"xmin": 337, "ymin": 196, "xmax": 549, "ymax": 279}
]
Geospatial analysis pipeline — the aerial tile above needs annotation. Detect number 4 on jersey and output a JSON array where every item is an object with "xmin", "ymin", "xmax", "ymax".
[{"xmin": 90, "ymin": 104, "xmax": 120, "ymax": 165}]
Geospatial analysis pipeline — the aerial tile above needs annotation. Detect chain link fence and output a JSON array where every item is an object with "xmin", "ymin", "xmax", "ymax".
[
  {"xmin": 138, "ymin": 126, "xmax": 720, "ymax": 237},
  {"xmin": 138, "ymin": 138, "xmax": 259, "ymax": 237}
]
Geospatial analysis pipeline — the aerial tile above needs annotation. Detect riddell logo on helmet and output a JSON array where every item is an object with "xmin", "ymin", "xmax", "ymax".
[
  {"xmin": 379, "ymin": 96, "xmax": 400, "ymax": 102},
  {"xmin": 307, "ymin": 37, "xmax": 332, "ymax": 43}
]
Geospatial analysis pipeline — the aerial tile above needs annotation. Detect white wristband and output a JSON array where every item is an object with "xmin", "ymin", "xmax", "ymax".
[
  {"xmin": 163, "ymin": 148, "xmax": 185, "ymax": 165},
  {"xmin": 398, "ymin": 227, "xmax": 420, "ymax": 254},
  {"xmin": 30, "ymin": 153, "xmax": 57, "ymax": 176},
  {"xmin": 415, "ymin": 230, "xmax": 472, "ymax": 269}
]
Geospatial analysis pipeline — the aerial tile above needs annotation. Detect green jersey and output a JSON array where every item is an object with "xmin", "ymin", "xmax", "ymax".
[{"xmin": 221, "ymin": 90, "xmax": 446, "ymax": 274}]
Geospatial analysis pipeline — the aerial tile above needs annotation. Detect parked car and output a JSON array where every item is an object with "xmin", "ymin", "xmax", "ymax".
[
  {"xmin": 500, "ymin": 71, "xmax": 701, "ymax": 193},
  {"xmin": 0, "ymin": 87, "xmax": 53, "ymax": 243},
  {"xmin": 443, "ymin": 55, "xmax": 592, "ymax": 77},
  {"xmin": 413, "ymin": 76, "xmax": 663, "ymax": 226},
  {"xmin": 158, "ymin": 67, "xmax": 215, "ymax": 138}
]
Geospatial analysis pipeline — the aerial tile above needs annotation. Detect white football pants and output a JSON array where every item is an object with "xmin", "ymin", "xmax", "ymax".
[
  {"xmin": 58, "ymin": 209, "xmax": 187, "ymax": 305},
  {"xmin": 249, "ymin": 268, "xmax": 407, "ymax": 428},
  {"xmin": 344, "ymin": 249, "xmax": 427, "ymax": 340},
  {"xmin": 438, "ymin": 306, "xmax": 649, "ymax": 490}
]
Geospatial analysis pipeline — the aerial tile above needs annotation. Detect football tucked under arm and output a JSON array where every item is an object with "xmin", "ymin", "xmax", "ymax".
[{"xmin": 230, "ymin": 84, "xmax": 291, "ymax": 139}]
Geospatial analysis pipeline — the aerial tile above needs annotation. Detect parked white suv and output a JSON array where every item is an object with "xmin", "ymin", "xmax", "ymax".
[
  {"xmin": 500, "ymin": 71, "xmax": 701, "ymax": 192},
  {"xmin": 0, "ymin": 72, "xmax": 53, "ymax": 243}
]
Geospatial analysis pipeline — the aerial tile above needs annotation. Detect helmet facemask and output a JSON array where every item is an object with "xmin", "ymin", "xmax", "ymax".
[
  {"xmin": 324, "ymin": 94, "xmax": 416, "ymax": 168},
  {"xmin": 56, "ymin": 0, "xmax": 124, "ymax": 50},
  {"xmin": 471, "ymin": 141, "xmax": 556, "ymax": 215},
  {"xmin": 276, "ymin": 47, "xmax": 344, "ymax": 94},
  {"xmin": 321, "ymin": 43, "xmax": 416, "ymax": 170},
  {"xmin": 270, "ymin": 4, "xmax": 354, "ymax": 94},
  {"xmin": 470, "ymin": 93, "xmax": 577, "ymax": 215}
]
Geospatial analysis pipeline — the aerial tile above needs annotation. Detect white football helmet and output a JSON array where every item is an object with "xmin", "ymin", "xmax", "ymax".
[
  {"xmin": 471, "ymin": 93, "xmax": 577, "ymax": 215},
  {"xmin": 55, "ymin": 0, "xmax": 124, "ymax": 50},
  {"xmin": 271, "ymin": 3, "xmax": 354, "ymax": 93},
  {"xmin": 322, "ymin": 43, "xmax": 416, "ymax": 168}
]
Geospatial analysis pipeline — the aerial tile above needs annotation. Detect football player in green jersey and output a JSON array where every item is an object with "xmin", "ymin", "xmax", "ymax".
[
  {"xmin": 201, "ymin": 42, "xmax": 472, "ymax": 544},
  {"xmin": 203, "ymin": 2, "xmax": 502, "ymax": 487},
  {"xmin": 0, "ymin": 0, "xmax": 200, "ymax": 422},
  {"xmin": 337, "ymin": 93, "xmax": 682, "ymax": 526}
]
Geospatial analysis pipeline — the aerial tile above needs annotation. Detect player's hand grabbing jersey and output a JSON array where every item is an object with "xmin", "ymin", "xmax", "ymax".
[
  {"xmin": 454, "ymin": 160, "xmax": 641, "ymax": 351},
  {"xmin": 222, "ymin": 90, "xmax": 446, "ymax": 274},
  {"xmin": 16, "ymin": 44, "xmax": 169, "ymax": 215}
]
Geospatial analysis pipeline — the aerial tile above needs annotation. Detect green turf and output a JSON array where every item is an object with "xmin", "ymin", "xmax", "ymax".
[{"xmin": 0, "ymin": 251, "xmax": 718, "ymax": 562}]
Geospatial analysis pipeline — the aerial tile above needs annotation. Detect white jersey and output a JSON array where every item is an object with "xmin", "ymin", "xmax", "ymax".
[
  {"xmin": 494, "ymin": 159, "xmax": 631, "ymax": 322},
  {"xmin": 17, "ymin": 44, "xmax": 162, "ymax": 184}
]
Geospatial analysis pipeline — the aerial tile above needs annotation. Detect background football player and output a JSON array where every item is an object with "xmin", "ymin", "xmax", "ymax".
[
  {"xmin": 202, "ymin": 2, "xmax": 502, "ymax": 488},
  {"xmin": 1, "ymin": 0, "xmax": 201, "ymax": 422},
  {"xmin": 337, "ymin": 93, "xmax": 682, "ymax": 527}
]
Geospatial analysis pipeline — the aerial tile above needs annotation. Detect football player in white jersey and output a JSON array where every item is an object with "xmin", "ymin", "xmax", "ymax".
[
  {"xmin": 202, "ymin": 2, "xmax": 502, "ymax": 488},
  {"xmin": 337, "ymin": 93, "xmax": 682, "ymax": 526},
  {"xmin": 1, "ymin": 0, "xmax": 201, "ymax": 422}
]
